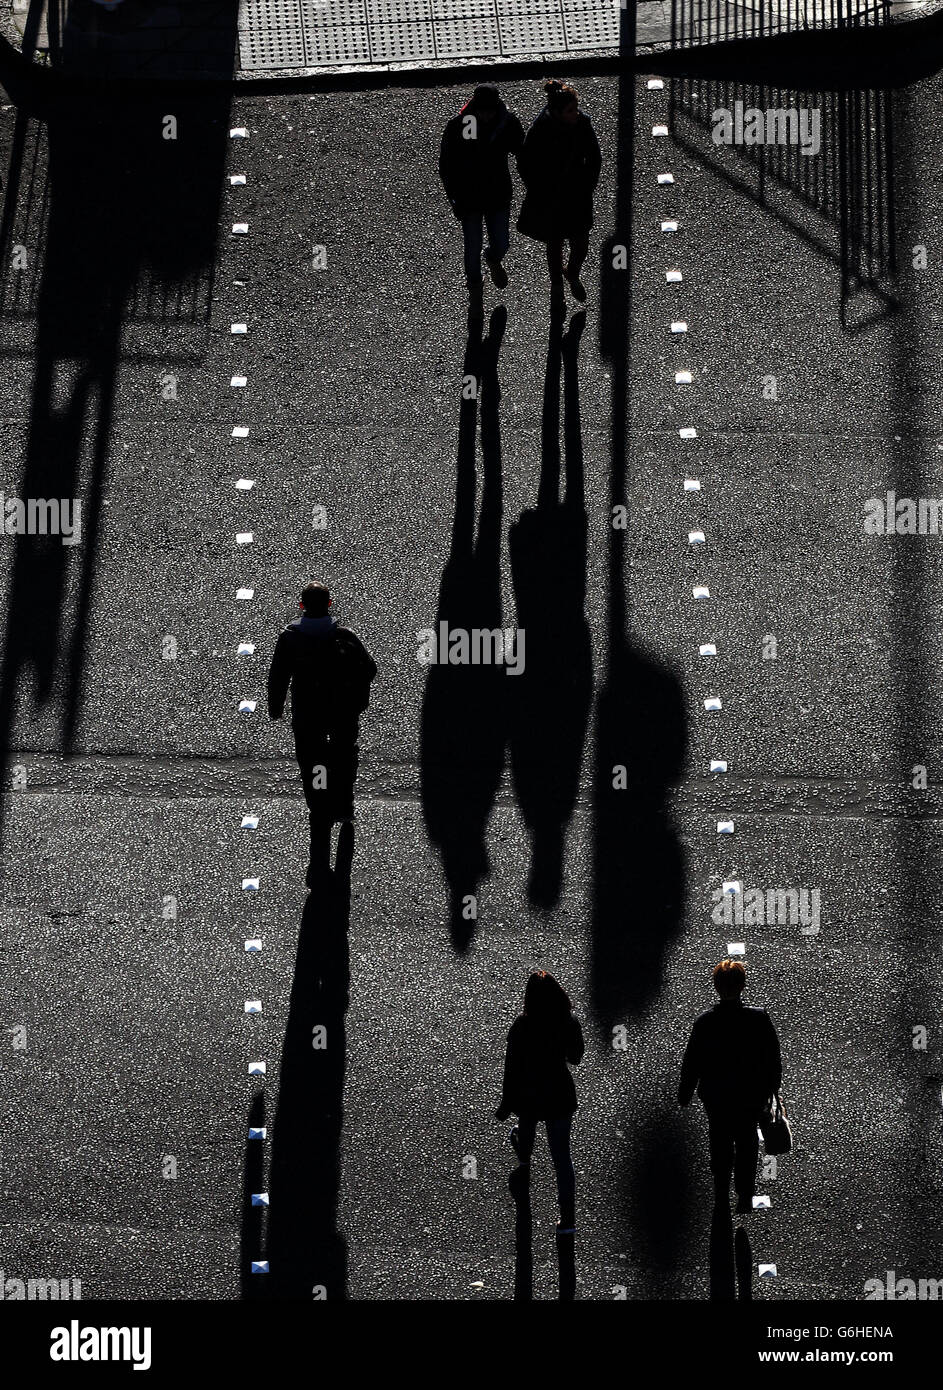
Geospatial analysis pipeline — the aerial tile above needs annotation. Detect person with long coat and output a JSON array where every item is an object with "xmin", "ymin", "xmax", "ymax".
[
  {"xmin": 496, "ymin": 970, "xmax": 585, "ymax": 1234},
  {"xmin": 517, "ymin": 80, "xmax": 602, "ymax": 310}
]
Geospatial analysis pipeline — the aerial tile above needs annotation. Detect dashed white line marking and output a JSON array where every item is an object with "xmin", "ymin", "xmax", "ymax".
[
  {"xmin": 683, "ymin": 478, "xmax": 701, "ymax": 492},
  {"xmin": 242, "ymin": 878, "xmax": 260, "ymax": 891},
  {"xmin": 244, "ymin": 999, "xmax": 263, "ymax": 1013},
  {"xmin": 661, "ymin": 220, "xmax": 679, "ymax": 232},
  {"xmin": 679, "ymin": 426, "xmax": 698, "ymax": 439},
  {"xmin": 237, "ymin": 642, "xmax": 256, "ymax": 656},
  {"xmin": 229, "ymin": 174, "xmax": 247, "ymax": 185},
  {"xmin": 710, "ymin": 759, "xmax": 728, "ymax": 773},
  {"xmin": 238, "ymin": 699, "xmax": 257, "ymax": 713},
  {"xmin": 236, "ymin": 532, "xmax": 253, "ymax": 544},
  {"xmin": 241, "ymin": 814, "xmax": 259, "ymax": 828},
  {"xmin": 704, "ymin": 697, "xmax": 722, "ymax": 711},
  {"xmin": 232, "ymin": 223, "xmax": 249, "ymax": 235},
  {"xmin": 231, "ymin": 323, "xmax": 248, "ymax": 335},
  {"xmin": 657, "ymin": 173, "xmax": 675, "ymax": 185},
  {"xmin": 235, "ymin": 478, "xmax": 255, "ymax": 490},
  {"xmin": 693, "ymin": 585, "xmax": 710, "ymax": 598},
  {"xmin": 232, "ymin": 426, "xmax": 250, "ymax": 438},
  {"xmin": 231, "ymin": 375, "xmax": 248, "ymax": 388},
  {"xmin": 236, "ymin": 588, "xmax": 255, "ymax": 600},
  {"xmin": 648, "ymin": 78, "xmax": 664, "ymax": 89},
  {"xmin": 230, "ymin": 127, "xmax": 248, "ymax": 139},
  {"xmin": 688, "ymin": 531, "xmax": 705, "ymax": 545},
  {"xmin": 671, "ymin": 320, "xmax": 687, "ymax": 333},
  {"xmin": 717, "ymin": 820, "xmax": 734, "ymax": 834},
  {"xmin": 699, "ymin": 642, "xmax": 716, "ymax": 655},
  {"xmin": 248, "ymin": 1127, "xmax": 266, "ymax": 1139},
  {"xmin": 245, "ymin": 939, "xmax": 263, "ymax": 953},
  {"xmin": 666, "ymin": 269, "xmax": 682, "ymax": 283},
  {"xmin": 653, "ymin": 124, "xmax": 669, "ymax": 137},
  {"xmin": 248, "ymin": 1061, "xmax": 266, "ymax": 1075},
  {"xmin": 727, "ymin": 942, "xmax": 746, "ymax": 956},
  {"xmin": 675, "ymin": 370, "xmax": 693, "ymax": 383}
]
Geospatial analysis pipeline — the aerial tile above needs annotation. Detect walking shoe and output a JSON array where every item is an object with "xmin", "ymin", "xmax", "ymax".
[
  {"xmin": 565, "ymin": 272, "xmax": 587, "ymax": 303},
  {"xmin": 485, "ymin": 251, "xmax": 509, "ymax": 290}
]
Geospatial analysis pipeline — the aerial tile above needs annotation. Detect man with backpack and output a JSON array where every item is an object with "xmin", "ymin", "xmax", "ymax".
[{"xmin": 267, "ymin": 582, "xmax": 377, "ymax": 830}]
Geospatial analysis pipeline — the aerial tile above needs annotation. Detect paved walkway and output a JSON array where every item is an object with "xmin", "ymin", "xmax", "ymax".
[{"xmin": 0, "ymin": 0, "xmax": 934, "ymax": 79}]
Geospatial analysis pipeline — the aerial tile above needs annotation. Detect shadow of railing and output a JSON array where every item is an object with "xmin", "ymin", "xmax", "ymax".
[
  {"xmin": 670, "ymin": 0, "xmax": 891, "ymax": 47},
  {"xmin": 0, "ymin": 3, "xmax": 237, "ymax": 852},
  {"xmin": 667, "ymin": 74, "xmax": 897, "ymax": 331}
]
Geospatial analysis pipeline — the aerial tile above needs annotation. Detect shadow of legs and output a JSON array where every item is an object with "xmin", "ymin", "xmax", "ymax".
[{"xmin": 509, "ymin": 1164, "xmax": 533, "ymax": 1302}]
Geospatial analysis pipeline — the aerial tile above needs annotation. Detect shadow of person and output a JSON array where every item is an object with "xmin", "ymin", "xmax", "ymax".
[
  {"xmin": 735, "ymin": 1224, "xmax": 753, "ymax": 1301},
  {"xmin": 508, "ymin": 310, "xmax": 593, "ymax": 910},
  {"xmin": 627, "ymin": 1109, "xmax": 696, "ymax": 1296},
  {"xmin": 709, "ymin": 1200, "xmax": 736, "ymax": 1301},
  {"xmin": 421, "ymin": 307, "xmax": 508, "ymax": 952},
  {"xmin": 258, "ymin": 822, "xmax": 354, "ymax": 1299},
  {"xmin": 556, "ymin": 1228, "xmax": 576, "ymax": 1302},
  {"xmin": 509, "ymin": 1162, "xmax": 533, "ymax": 1301}
]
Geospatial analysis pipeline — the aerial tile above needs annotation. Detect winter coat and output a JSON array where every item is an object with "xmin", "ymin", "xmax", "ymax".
[
  {"xmin": 678, "ymin": 1000, "xmax": 783, "ymax": 1115},
  {"xmin": 499, "ymin": 1012, "xmax": 585, "ymax": 1119},
  {"xmin": 438, "ymin": 100, "xmax": 525, "ymax": 218},
  {"xmin": 267, "ymin": 615, "xmax": 377, "ymax": 730},
  {"xmin": 516, "ymin": 107, "xmax": 602, "ymax": 242}
]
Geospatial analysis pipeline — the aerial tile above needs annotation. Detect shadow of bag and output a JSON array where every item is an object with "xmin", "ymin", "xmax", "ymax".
[{"xmin": 759, "ymin": 1093, "xmax": 793, "ymax": 1156}]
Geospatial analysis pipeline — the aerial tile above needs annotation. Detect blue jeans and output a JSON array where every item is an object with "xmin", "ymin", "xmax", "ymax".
[
  {"xmin": 461, "ymin": 209, "xmax": 510, "ymax": 284},
  {"xmin": 515, "ymin": 1114, "xmax": 575, "ymax": 1208}
]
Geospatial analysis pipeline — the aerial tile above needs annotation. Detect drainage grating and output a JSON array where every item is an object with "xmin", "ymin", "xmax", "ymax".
[
  {"xmin": 239, "ymin": 25, "xmax": 309, "ymax": 65},
  {"xmin": 432, "ymin": 14, "xmax": 501, "ymax": 52}
]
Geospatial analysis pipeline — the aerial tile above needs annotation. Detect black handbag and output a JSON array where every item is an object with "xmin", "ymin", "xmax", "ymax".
[{"xmin": 759, "ymin": 1093, "xmax": 793, "ymax": 1156}]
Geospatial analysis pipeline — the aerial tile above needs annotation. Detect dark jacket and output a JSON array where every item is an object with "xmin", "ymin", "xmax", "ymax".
[
  {"xmin": 517, "ymin": 108, "xmax": 602, "ymax": 242},
  {"xmin": 678, "ymin": 1000, "xmax": 782, "ymax": 1115},
  {"xmin": 499, "ymin": 1012, "xmax": 584, "ymax": 1120},
  {"xmin": 438, "ymin": 100, "xmax": 525, "ymax": 218},
  {"xmin": 267, "ymin": 615, "xmax": 377, "ymax": 729}
]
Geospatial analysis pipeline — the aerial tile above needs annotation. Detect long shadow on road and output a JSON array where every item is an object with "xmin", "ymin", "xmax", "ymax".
[
  {"xmin": 421, "ymin": 308, "xmax": 507, "ymax": 952},
  {"xmin": 245, "ymin": 822, "xmax": 354, "ymax": 1300}
]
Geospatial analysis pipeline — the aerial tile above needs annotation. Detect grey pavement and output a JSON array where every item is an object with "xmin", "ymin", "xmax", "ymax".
[{"xmin": 0, "ymin": 49, "xmax": 942, "ymax": 1309}]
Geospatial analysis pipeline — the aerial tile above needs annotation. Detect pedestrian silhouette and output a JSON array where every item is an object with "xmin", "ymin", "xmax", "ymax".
[
  {"xmin": 267, "ymin": 582, "xmax": 376, "ymax": 877},
  {"xmin": 496, "ymin": 970, "xmax": 584, "ymax": 1235},
  {"xmin": 517, "ymin": 80, "xmax": 602, "ymax": 313},
  {"xmin": 439, "ymin": 85, "xmax": 524, "ymax": 321},
  {"xmin": 678, "ymin": 959, "xmax": 783, "ymax": 1214}
]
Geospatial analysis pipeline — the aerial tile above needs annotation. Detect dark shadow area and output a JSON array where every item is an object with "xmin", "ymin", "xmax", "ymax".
[
  {"xmin": 666, "ymin": 72, "xmax": 897, "ymax": 331},
  {"xmin": 420, "ymin": 307, "xmax": 507, "ymax": 952},
  {"xmin": 0, "ymin": 5, "xmax": 237, "ymax": 853},
  {"xmin": 735, "ymin": 1223, "xmax": 753, "ymax": 1299},
  {"xmin": 509, "ymin": 1162, "xmax": 532, "ymax": 1301},
  {"xmin": 709, "ymin": 1201, "xmax": 735, "ymax": 1300},
  {"xmin": 592, "ymin": 6, "xmax": 688, "ymax": 1030},
  {"xmin": 256, "ymin": 822, "xmax": 354, "ymax": 1299},
  {"xmin": 508, "ymin": 310, "xmax": 593, "ymax": 911},
  {"xmin": 628, "ymin": 1112, "xmax": 696, "ymax": 1294},
  {"xmin": 556, "ymin": 1228, "xmax": 575, "ymax": 1301}
]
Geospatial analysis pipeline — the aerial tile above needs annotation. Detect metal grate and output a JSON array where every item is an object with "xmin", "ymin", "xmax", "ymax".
[
  {"xmin": 563, "ymin": 5, "xmax": 620, "ymax": 45},
  {"xmin": 432, "ymin": 14, "xmax": 501, "ymax": 51},
  {"xmin": 303, "ymin": 22, "xmax": 372, "ymax": 57},
  {"xmin": 239, "ymin": 25, "xmax": 308, "ymax": 64},
  {"xmin": 369, "ymin": 19, "xmax": 437, "ymax": 56},
  {"xmin": 497, "ymin": 9, "xmax": 566, "ymax": 48}
]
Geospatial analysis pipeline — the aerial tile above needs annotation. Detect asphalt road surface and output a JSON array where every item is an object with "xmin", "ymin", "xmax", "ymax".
[{"xmin": 0, "ymin": 50, "xmax": 941, "ymax": 1304}]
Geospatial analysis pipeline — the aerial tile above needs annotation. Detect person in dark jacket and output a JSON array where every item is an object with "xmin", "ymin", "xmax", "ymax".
[
  {"xmin": 517, "ymin": 80, "xmax": 602, "ymax": 311},
  {"xmin": 439, "ymin": 85, "xmax": 525, "ymax": 319},
  {"xmin": 496, "ymin": 970, "xmax": 584, "ymax": 1233},
  {"xmin": 678, "ymin": 959, "xmax": 783, "ymax": 1213},
  {"xmin": 267, "ymin": 581, "xmax": 377, "ymax": 828}
]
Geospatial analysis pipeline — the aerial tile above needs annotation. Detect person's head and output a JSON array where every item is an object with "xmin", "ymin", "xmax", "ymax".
[
  {"xmin": 468, "ymin": 84, "xmax": 500, "ymax": 124},
  {"xmin": 299, "ymin": 581, "xmax": 331, "ymax": 616},
  {"xmin": 544, "ymin": 79, "xmax": 579, "ymax": 123},
  {"xmin": 713, "ymin": 958, "xmax": 746, "ymax": 1000},
  {"xmin": 523, "ymin": 969, "xmax": 571, "ymax": 1024}
]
